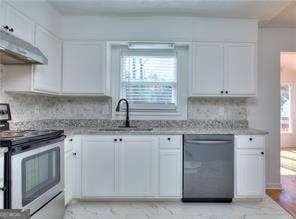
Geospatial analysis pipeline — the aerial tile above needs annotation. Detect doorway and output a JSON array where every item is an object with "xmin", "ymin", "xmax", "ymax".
[
  {"xmin": 280, "ymin": 52, "xmax": 296, "ymax": 177},
  {"xmin": 272, "ymin": 52, "xmax": 296, "ymax": 217}
]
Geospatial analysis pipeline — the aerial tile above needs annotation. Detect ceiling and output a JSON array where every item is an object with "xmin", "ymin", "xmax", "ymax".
[{"xmin": 47, "ymin": 0, "xmax": 296, "ymax": 27}]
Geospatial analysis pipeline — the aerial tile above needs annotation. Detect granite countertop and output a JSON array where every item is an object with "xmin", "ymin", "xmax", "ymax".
[
  {"xmin": 64, "ymin": 127, "xmax": 268, "ymax": 136},
  {"xmin": 10, "ymin": 119, "xmax": 268, "ymax": 136}
]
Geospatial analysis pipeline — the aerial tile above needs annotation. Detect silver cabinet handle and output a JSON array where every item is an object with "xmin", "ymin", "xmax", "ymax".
[{"xmin": 185, "ymin": 140, "xmax": 233, "ymax": 144}]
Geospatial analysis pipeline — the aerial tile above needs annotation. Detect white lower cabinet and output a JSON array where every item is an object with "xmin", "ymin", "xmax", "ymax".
[
  {"xmin": 66, "ymin": 134, "xmax": 266, "ymax": 201},
  {"xmin": 79, "ymin": 135, "xmax": 182, "ymax": 199},
  {"xmin": 0, "ymin": 148, "xmax": 7, "ymax": 209},
  {"xmin": 64, "ymin": 135, "xmax": 82, "ymax": 205},
  {"xmin": 64, "ymin": 147, "xmax": 73, "ymax": 205},
  {"xmin": 235, "ymin": 135, "xmax": 265, "ymax": 198},
  {"xmin": 159, "ymin": 149, "xmax": 181, "ymax": 197},
  {"xmin": 82, "ymin": 136, "xmax": 117, "ymax": 197},
  {"xmin": 118, "ymin": 136, "xmax": 158, "ymax": 196}
]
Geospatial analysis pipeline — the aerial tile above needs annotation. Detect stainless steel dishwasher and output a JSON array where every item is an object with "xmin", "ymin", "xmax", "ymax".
[{"xmin": 182, "ymin": 134, "xmax": 234, "ymax": 202}]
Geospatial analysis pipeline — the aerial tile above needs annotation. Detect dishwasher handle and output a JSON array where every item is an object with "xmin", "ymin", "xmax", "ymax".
[{"xmin": 185, "ymin": 140, "xmax": 233, "ymax": 145}]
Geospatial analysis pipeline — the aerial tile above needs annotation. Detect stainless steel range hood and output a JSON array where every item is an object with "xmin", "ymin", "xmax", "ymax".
[{"xmin": 0, "ymin": 29, "xmax": 48, "ymax": 65}]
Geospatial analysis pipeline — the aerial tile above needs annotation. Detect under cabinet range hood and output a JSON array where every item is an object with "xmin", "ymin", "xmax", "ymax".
[{"xmin": 0, "ymin": 29, "xmax": 48, "ymax": 65}]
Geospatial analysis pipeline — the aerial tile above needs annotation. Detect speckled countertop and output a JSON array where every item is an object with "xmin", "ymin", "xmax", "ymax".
[
  {"xmin": 9, "ymin": 119, "xmax": 268, "ymax": 136},
  {"xmin": 64, "ymin": 127, "xmax": 268, "ymax": 136}
]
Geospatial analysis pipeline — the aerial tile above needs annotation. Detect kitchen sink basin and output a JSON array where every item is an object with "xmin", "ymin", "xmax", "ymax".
[{"xmin": 98, "ymin": 127, "xmax": 153, "ymax": 132}]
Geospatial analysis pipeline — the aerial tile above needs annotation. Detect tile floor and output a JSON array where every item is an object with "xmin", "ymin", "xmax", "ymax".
[
  {"xmin": 31, "ymin": 193, "xmax": 65, "ymax": 219},
  {"xmin": 64, "ymin": 197, "xmax": 292, "ymax": 219}
]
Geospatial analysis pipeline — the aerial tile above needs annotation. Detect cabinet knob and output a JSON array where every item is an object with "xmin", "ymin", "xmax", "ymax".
[
  {"xmin": 69, "ymin": 138, "xmax": 73, "ymax": 142},
  {"xmin": 220, "ymin": 91, "xmax": 224, "ymax": 94},
  {"xmin": 119, "ymin": 138, "xmax": 122, "ymax": 142},
  {"xmin": 261, "ymin": 152, "xmax": 264, "ymax": 155},
  {"xmin": 114, "ymin": 139, "xmax": 117, "ymax": 142},
  {"xmin": 2, "ymin": 25, "xmax": 9, "ymax": 30},
  {"xmin": 167, "ymin": 137, "xmax": 171, "ymax": 141},
  {"xmin": 249, "ymin": 138, "xmax": 253, "ymax": 141},
  {"xmin": 0, "ymin": 186, "xmax": 7, "ymax": 191},
  {"xmin": 225, "ymin": 91, "xmax": 229, "ymax": 94},
  {"xmin": 72, "ymin": 152, "xmax": 77, "ymax": 156}
]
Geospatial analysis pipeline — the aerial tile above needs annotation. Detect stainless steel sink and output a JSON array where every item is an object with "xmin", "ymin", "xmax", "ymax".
[{"xmin": 98, "ymin": 127, "xmax": 153, "ymax": 132}]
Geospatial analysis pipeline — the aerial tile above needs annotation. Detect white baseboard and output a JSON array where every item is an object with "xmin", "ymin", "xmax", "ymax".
[{"xmin": 266, "ymin": 182, "xmax": 282, "ymax": 190}]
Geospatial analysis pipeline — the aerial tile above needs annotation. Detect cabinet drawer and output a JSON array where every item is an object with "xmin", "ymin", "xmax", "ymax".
[
  {"xmin": 235, "ymin": 135, "xmax": 265, "ymax": 149},
  {"xmin": 159, "ymin": 136, "xmax": 182, "ymax": 149}
]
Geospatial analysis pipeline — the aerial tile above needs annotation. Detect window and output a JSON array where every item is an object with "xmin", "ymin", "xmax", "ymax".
[
  {"xmin": 120, "ymin": 50, "xmax": 177, "ymax": 110},
  {"xmin": 109, "ymin": 42, "xmax": 188, "ymax": 120},
  {"xmin": 281, "ymin": 84, "xmax": 292, "ymax": 133}
]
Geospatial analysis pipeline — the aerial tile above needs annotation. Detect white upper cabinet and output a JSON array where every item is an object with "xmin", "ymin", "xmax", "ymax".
[
  {"xmin": 34, "ymin": 25, "xmax": 62, "ymax": 93},
  {"xmin": 224, "ymin": 43, "xmax": 256, "ymax": 95},
  {"xmin": 62, "ymin": 41, "xmax": 107, "ymax": 95},
  {"xmin": 0, "ymin": 1, "xmax": 4, "ymax": 27},
  {"xmin": 2, "ymin": 2, "xmax": 35, "ymax": 44},
  {"xmin": 191, "ymin": 43, "xmax": 224, "ymax": 95},
  {"xmin": 4, "ymin": 24, "xmax": 62, "ymax": 94},
  {"xmin": 190, "ymin": 42, "xmax": 257, "ymax": 97}
]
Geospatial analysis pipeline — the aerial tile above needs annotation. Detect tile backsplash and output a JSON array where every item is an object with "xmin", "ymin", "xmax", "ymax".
[
  {"xmin": 0, "ymin": 70, "xmax": 248, "ymax": 122},
  {"xmin": 188, "ymin": 97, "xmax": 247, "ymax": 121}
]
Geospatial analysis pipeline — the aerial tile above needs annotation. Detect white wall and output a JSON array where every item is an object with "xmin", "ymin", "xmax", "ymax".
[
  {"xmin": 60, "ymin": 16, "xmax": 258, "ymax": 42},
  {"xmin": 248, "ymin": 28, "xmax": 296, "ymax": 188}
]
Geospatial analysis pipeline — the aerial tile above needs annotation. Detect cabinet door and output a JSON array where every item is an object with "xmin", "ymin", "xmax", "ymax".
[
  {"xmin": 64, "ymin": 136, "xmax": 82, "ymax": 199},
  {"xmin": 235, "ymin": 149, "xmax": 264, "ymax": 197},
  {"xmin": 119, "ymin": 136, "xmax": 158, "ymax": 196},
  {"xmin": 3, "ymin": 3, "xmax": 35, "ymax": 44},
  {"xmin": 159, "ymin": 149, "xmax": 181, "ymax": 197},
  {"xmin": 62, "ymin": 41, "xmax": 106, "ymax": 95},
  {"xmin": 34, "ymin": 25, "xmax": 62, "ymax": 93},
  {"xmin": 224, "ymin": 43, "xmax": 256, "ymax": 95},
  {"xmin": 191, "ymin": 43, "xmax": 224, "ymax": 95},
  {"xmin": 0, "ymin": 151, "xmax": 5, "ymax": 209},
  {"xmin": 82, "ymin": 136, "xmax": 117, "ymax": 197},
  {"xmin": 0, "ymin": 1, "xmax": 4, "ymax": 27},
  {"xmin": 70, "ymin": 136, "xmax": 82, "ymax": 198},
  {"xmin": 64, "ymin": 150, "xmax": 73, "ymax": 206}
]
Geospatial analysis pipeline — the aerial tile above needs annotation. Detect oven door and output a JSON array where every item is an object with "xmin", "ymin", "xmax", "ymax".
[{"xmin": 10, "ymin": 140, "xmax": 64, "ymax": 214}]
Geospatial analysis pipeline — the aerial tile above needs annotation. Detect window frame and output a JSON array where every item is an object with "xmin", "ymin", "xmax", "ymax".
[
  {"xmin": 107, "ymin": 41, "xmax": 190, "ymax": 120},
  {"xmin": 281, "ymin": 83, "xmax": 292, "ymax": 133},
  {"xmin": 119, "ymin": 49, "xmax": 178, "ymax": 110}
]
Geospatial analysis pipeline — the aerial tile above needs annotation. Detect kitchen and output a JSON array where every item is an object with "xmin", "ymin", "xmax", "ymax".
[{"xmin": 0, "ymin": 0, "xmax": 294, "ymax": 218}]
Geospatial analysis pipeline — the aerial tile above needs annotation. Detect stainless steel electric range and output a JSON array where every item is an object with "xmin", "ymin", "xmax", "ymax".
[{"xmin": 0, "ymin": 104, "xmax": 65, "ymax": 215}]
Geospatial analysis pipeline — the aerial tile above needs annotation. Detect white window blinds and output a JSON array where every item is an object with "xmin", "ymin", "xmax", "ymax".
[{"xmin": 120, "ymin": 50, "xmax": 177, "ymax": 108}]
